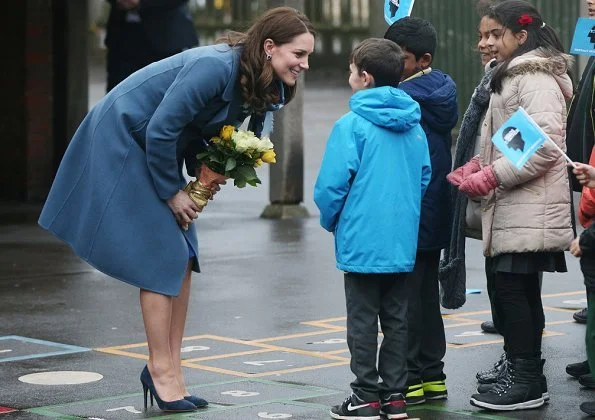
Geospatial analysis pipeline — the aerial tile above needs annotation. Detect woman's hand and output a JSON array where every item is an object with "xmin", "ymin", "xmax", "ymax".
[
  {"xmin": 572, "ymin": 162, "xmax": 595, "ymax": 189},
  {"xmin": 167, "ymin": 190, "xmax": 200, "ymax": 230},
  {"xmin": 195, "ymin": 164, "xmax": 228, "ymax": 199},
  {"xmin": 570, "ymin": 237, "xmax": 582, "ymax": 258}
]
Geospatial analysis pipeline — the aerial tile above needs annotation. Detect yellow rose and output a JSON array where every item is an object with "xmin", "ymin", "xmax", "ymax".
[
  {"xmin": 220, "ymin": 125, "xmax": 235, "ymax": 142},
  {"xmin": 261, "ymin": 150, "xmax": 276, "ymax": 163},
  {"xmin": 254, "ymin": 158, "xmax": 263, "ymax": 168}
]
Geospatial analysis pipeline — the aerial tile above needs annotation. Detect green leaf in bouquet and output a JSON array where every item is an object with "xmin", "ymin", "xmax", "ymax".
[
  {"xmin": 196, "ymin": 152, "xmax": 210, "ymax": 160},
  {"xmin": 234, "ymin": 165, "xmax": 258, "ymax": 181},
  {"xmin": 246, "ymin": 178, "xmax": 261, "ymax": 187},
  {"xmin": 234, "ymin": 178, "xmax": 247, "ymax": 188},
  {"xmin": 225, "ymin": 157, "xmax": 237, "ymax": 172},
  {"xmin": 209, "ymin": 155, "xmax": 224, "ymax": 164}
]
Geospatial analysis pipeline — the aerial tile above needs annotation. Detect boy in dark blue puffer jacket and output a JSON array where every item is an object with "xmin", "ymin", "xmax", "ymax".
[{"xmin": 385, "ymin": 16, "xmax": 459, "ymax": 405}]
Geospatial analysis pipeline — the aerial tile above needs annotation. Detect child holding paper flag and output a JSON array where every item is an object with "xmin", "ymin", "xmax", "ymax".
[{"xmin": 446, "ymin": 0, "xmax": 574, "ymax": 412}]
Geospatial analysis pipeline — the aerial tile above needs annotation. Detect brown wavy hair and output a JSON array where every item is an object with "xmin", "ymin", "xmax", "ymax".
[{"xmin": 217, "ymin": 7, "xmax": 316, "ymax": 112}]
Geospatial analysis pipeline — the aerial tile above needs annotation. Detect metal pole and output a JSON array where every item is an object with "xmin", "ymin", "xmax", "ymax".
[{"xmin": 261, "ymin": 0, "xmax": 310, "ymax": 218}]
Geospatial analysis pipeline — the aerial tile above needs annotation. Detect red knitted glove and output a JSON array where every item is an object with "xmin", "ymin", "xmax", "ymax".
[
  {"xmin": 446, "ymin": 155, "xmax": 481, "ymax": 187},
  {"xmin": 458, "ymin": 165, "xmax": 499, "ymax": 198}
]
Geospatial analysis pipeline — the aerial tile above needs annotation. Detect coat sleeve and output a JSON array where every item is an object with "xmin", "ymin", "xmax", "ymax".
[
  {"xmin": 313, "ymin": 117, "xmax": 360, "ymax": 232},
  {"xmin": 146, "ymin": 55, "xmax": 231, "ymax": 200},
  {"xmin": 492, "ymin": 73, "xmax": 567, "ymax": 189},
  {"xmin": 420, "ymin": 129, "xmax": 432, "ymax": 196}
]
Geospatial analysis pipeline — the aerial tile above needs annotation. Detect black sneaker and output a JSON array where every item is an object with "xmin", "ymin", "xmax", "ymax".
[
  {"xmin": 480, "ymin": 321, "xmax": 498, "ymax": 334},
  {"xmin": 330, "ymin": 394, "xmax": 381, "ymax": 419},
  {"xmin": 574, "ymin": 307, "xmax": 588, "ymax": 324},
  {"xmin": 405, "ymin": 382, "xmax": 425, "ymax": 405},
  {"xmin": 580, "ymin": 401, "xmax": 595, "ymax": 416},
  {"xmin": 380, "ymin": 393, "xmax": 408, "ymax": 419},
  {"xmin": 476, "ymin": 353, "xmax": 507, "ymax": 384},
  {"xmin": 422, "ymin": 375, "xmax": 448, "ymax": 400},
  {"xmin": 567, "ymin": 360, "xmax": 590, "ymax": 378},
  {"xmin": 579, "ymin": 374, "xmax": 595, "ymax": 389}
]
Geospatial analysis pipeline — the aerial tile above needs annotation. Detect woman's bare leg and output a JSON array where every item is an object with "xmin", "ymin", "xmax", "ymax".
[
  {"xmin": 140, "ymin": 288, "xmax": 184, "ymax": 402},
  {"xmin": 170, "ymin": 261, "xmax": 193, "ymax": 395}
]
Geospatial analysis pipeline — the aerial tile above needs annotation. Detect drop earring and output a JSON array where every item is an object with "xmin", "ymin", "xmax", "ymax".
[{"xmin": 266, "ymin": 53, "xmax": 272, "ymax": 61}]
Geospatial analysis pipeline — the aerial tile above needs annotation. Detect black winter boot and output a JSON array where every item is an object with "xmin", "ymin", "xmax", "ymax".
[
  {"xmin": 476, "ymin": 353, "xmax": 507, "ymax": 384},
  {"xmin": 477, "ymin": 358, "xmax": 548, "ymax": 402},
  {"xmin": 470, "ymin": 357, "xmax": 545, "ymax": 411}
]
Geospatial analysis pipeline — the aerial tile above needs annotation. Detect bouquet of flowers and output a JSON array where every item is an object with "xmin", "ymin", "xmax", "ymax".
[{"xmin": 183, "ymin": 125, "xmax": 277, "ymax": 211}]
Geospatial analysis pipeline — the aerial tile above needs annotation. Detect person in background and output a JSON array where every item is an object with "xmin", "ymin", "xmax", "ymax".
[
  {"xmin": 448, "ymin": 0, "xmax": 574, "ymax": 411},
  {"xmin": 384, "ymin": 16, "xmax": 458, "ymax": 406},
  {"xmin": 104, "ymin": 0, "xmax": 199, "ymax": 92},
  {"xmin": 315, "ymin": 37, "xmax": 431, "ymax": 420},
  {"xmin": 570, "ymin": 160, "xmax": 595, "ymax": 416},
  {"xmin": 565, "ymin": 0, "xmax": 595, "ymax": 385}
]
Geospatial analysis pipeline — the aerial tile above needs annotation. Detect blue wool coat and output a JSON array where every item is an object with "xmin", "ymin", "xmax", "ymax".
[
  {"xmin": 39, "ymin": 45, "xmax": 265, "ymax": 296},
  {"xmin": 314, "ymin": 87, "xmax": 431, "ymax": 273}
]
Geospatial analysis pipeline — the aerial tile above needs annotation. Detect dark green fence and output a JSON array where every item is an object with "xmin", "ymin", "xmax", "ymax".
[
  {"xmin": 410, "ymin": 0, "xmax": 580, "ymax": 123},
  {"xmin": 176, "ymin": 0, "xmax": 584, "ymax": 120}
]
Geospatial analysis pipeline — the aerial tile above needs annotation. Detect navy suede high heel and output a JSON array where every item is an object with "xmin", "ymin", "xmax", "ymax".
[
  {"xmin": 140, "ymin": 366, "xmax": 196, "ymax": 412},
  {"xmin": 184, "ymin": 394, "xmax": 208, "ymax": 408}
]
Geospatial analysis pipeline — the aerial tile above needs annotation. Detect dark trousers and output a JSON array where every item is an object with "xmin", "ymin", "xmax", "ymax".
[
  {"xmin": 487, "ymin": 259, "xmax": 544, "ymax": 342},
  {"xmin": 345, "ymin": 272, "xmax": 408, "ymax": 401},
  {"xmin": 587, "ymin": 292, "xmax": 595, "ymax": 379},
  {"xmin": 406, "ymin": 250, "xmax": 446, "ymax": 383},
  {"xmin": 493, "ymin": 271, "xmax": 545, "ymax": 358}
]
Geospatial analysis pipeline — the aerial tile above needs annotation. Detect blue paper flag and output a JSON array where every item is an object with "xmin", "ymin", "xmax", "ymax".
[
  {"xmin": 491, "ymin": 107, "xmax": 548, "ymax": 170},
  {"xmin": 571, "ymin": 17, "xmax": 595, "ymax": 56},
  {"xmin": 384, "ymin": 0, "xmax": 415, "ymax": 25}
]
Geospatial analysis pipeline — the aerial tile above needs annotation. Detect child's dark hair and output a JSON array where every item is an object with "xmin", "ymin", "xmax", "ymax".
[
  {"xmin": 350, "ymin": 38, "xmax": 405, "ymax": 88},
  {"xmin": 489, "ymin": 0, "xmax": 567, "ymax": 93},
  {"xmin": 383, "ymin": 17, "xmax": 437, "ymax": 60}
]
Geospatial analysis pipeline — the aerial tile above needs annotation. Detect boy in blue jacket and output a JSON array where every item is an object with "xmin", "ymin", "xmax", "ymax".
[
  {"xmin": 384, "ymin": 17, "xmax": 458, "ymax": 405},
  {"xmin": 314, "ymin": 38, "xmax": 431, "ymax": 420}
]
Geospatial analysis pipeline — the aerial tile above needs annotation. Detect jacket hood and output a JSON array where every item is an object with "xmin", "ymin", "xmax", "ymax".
[
  {"xmin": 399, "ymin": 70, "xmax": 458, "ymax": 134},
  {"xmin": 504, "ymin": 49, "xmax": 574, "ymax": 100},
  {"xmin": 349, "ymin": 86, "xmax": 421, "ymax": 132}
]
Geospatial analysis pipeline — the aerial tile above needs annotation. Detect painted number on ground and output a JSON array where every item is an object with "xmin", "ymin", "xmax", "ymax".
[
  {"xmin": 258, "ymin": 412, "xmax": 292, "ymax": 418},
  {"xmin": 244, "ymin": 360, "xmax": 285, "ymax": 366},
  {"xmin": 455, "ymin": 331, "xmax": 485, "ymax": 337},
  {"xmin": 311, "ymin": 338, "xmax": 346, "ymax": 344},
  {"xmin": 106, "ymin": 406, "xmax": 142, "ymax": 414},
  {"xmin": 563, "ymin": 299, "xmax": 587, "ymax": 305},
  {"xmin": 221, "ymin": 390, "xmax": 260, "ymax": 397},
  {"xmin": 181, "ymin": 345, "xmax": 210, "ymax": 353}
]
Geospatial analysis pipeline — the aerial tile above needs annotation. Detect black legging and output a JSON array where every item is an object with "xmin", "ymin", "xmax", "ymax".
[{"xmin": 493, "ymin": 271, "xmax": 545, "ymax": 358}]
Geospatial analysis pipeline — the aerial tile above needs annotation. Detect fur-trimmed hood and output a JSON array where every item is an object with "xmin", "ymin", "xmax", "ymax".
[{"xmin": 502, "ymin": 48, "xmax": 574, "ymax": 99}]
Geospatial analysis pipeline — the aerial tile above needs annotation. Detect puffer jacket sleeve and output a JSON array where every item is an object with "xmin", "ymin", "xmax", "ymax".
[
  {"xmin": 421, "ymin": 137, "xmax": 432, "ymax": 196},
  {"xmin": 313, "ymin": 116, "xmax": 360, "ymax": 232},
  {"xmin": 492, "ymin": 73, "xmax": 567, "ymax": 188},
  {"xmin": 146, "ymin": 55, "xmax": 231, "ymax": 200}
]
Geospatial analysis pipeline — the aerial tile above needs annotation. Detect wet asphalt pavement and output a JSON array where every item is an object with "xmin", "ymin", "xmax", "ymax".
[{"xmin": 0, "ymin": 74, "xmax": 593, "ymax": 419}]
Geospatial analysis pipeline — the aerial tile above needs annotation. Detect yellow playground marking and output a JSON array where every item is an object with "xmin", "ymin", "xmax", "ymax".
[{"xmin": 96, "ymin": 295, "xmax": 582, "ymax": 378}]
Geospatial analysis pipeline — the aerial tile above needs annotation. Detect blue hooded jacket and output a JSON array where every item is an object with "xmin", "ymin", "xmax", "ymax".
[
  {"xmin": 399, "ymin": 70, "xmax": 458, "ymax": 250},
  {"xmin": 314, "ymin": 87, "xmax": 432, "ymax": 273}
]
